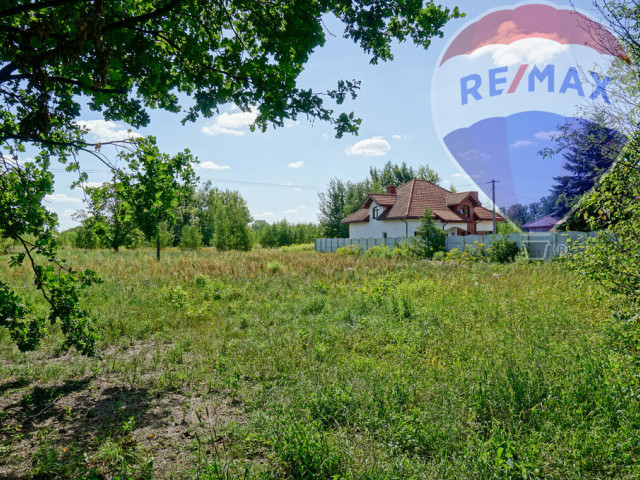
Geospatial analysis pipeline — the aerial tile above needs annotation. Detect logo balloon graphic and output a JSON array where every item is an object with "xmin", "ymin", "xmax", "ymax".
[{"xmin": 432, "ymin": 2, "xmax": 627, "ymax": 211}]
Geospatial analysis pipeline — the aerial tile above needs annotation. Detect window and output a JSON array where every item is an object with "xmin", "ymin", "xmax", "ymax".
[
  {"xmin": 372, "ymin": 206, "xmax": 380, "ymax": 219},
  {"xmin": 460, "ymin": 206, "xmax": 470, "ymax": 217}
]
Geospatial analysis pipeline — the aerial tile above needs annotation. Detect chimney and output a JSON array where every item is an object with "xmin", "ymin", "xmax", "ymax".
[{"xmin": 387, "ymin": 185, "xmax": 397, "ymax": 194}]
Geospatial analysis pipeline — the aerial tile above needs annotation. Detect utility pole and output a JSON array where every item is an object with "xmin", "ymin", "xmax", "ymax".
[{"xmin": 488, "ymin": 179, "xmax": 500, "ymax": 234}]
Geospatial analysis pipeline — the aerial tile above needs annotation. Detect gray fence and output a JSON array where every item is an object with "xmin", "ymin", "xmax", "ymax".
[{"xmin": 315, "ymin": 232, "xmax": 598, "ymax": 260}]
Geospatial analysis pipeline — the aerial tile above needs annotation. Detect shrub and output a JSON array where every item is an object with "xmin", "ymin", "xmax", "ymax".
[
  {"xmin": 203, "ymin": 278, "xmax": 226, "ymax": 300},
  {"xmin": 266, "ymin": 260, "xmax": 284, "ymax": 274},
  {"xmin": 179, "ymin": 225, "xmax": 202, "ymax": 250},
  {"xmin": 415, "ymin": 207, "xmax": 446, "ymax": 258},
  {"xmin": 395, "ymin": 237, "xmax": 432, "ymax": 259},
  {"xmin": 164, "ymin": 285, "xmax": 188, "ymax": 307},
  {"xmin": 336, "ymin": 244, "xmax": 361, "ymax": 256},
  {"xmin": 194, "ymin": 274, "xmax": 209, "ymax": 288},
  {"xmin": 432, "ymin": 251, "xmax": 445, "ymax": 261},
  {"xmin": 392, "ymin": 243, "xmax": 413, "ymax": 258},
  {"xmin": 364, "ymin": 245, "xmax": 392, "ymax": 258},
  {"xmin": 445, "ymin": 242, "xmax": 488, "ymax": 263},
  {"xmin": 488, "ymin": 237, "xmax": 520, "ymax": 263}
]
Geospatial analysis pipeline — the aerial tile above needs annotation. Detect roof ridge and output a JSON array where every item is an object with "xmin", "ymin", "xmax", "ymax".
[{"xmin": 406, "ymin": 179, "xmax": 415, "ymax": 217}]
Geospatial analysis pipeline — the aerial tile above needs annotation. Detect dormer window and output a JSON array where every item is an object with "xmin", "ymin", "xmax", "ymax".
[
  {"xmin": 460, "ymin": 206, "xmax": 470, "ymax": 217},
  {"xmin": 372, "ymin": 206, "xmax": 380, "ymax": 219}
]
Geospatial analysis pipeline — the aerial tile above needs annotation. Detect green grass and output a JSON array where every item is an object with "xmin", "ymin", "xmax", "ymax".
[{"xmin": 0, "ymin": 249, "xmax": 638, "ymax": 479}]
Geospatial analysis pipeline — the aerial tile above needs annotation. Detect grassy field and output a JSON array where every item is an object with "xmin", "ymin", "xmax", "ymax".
[{"xmin": 0, "ymin": 249, "xmax": 638, "ymax": 479}]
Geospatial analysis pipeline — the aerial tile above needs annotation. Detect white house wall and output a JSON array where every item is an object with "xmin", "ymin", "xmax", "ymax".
[
  {"xmin": 349, "ymin": 212, "xmax": 451, "ymax": 239},
  {"xmin": 349, "ymin": 219, "xmax": 417, "ymax": 238},
  {"xmin": 476, "ymin": 221, "xmax": 495, "ymax": 232}
]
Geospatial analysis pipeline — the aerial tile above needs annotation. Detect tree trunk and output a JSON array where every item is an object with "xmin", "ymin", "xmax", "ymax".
[{"xmin": 156, "ymin": 235, "xmax": 161, "ymax": 261}]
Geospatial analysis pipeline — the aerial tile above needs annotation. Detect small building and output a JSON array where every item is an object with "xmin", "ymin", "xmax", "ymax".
[
  {"xmin": 522, "ymin": 215, "xmax": 562, "ymax": 232},
  {"xmin": 340, "ymin": 179, "xmax": 504, "ymax": 238}
]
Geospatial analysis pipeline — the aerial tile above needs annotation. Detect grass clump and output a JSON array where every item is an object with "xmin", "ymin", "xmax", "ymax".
[{"xmin": 266, "ymin": 260, "xmax": 284, "ymax": 274}]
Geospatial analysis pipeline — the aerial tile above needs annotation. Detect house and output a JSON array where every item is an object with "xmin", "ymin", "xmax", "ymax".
[
  {"xmin": 340, "ymin": 179, "xmax": 504, "ymax": 238},
  {"xmin": 522, "ymin": 215, "xmax": 562, "ymax": 232}
]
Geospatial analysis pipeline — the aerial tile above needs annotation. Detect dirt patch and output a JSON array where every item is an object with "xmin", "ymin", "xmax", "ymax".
[{"xmin": 0, "ymin": 346, "xmax": 247, "ymax": 479}]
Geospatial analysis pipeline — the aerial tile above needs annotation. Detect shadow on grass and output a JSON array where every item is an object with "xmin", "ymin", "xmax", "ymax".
[
  {"xmin": 0, "ymin": 379, "xmax": 169, "ymax": 479},
  {"xmin": 0, "ymin": 379, "xmax": 30, "ymax": 396}
]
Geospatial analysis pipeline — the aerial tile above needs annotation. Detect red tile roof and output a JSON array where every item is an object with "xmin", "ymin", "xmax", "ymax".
[
  {"xmin": 341, "ymin": 179, "xmax": 505, "ymax": 224},
  {"xmin": 341, "ymin": 208, "xmax": 370, "ymax": 224},
  {"xmin": 474, "ymin": 206, "xmax": 502, "ymax": 221},
  {"xmin": 432, "ymin": 208, "xmax": 465, "ymax": 222},
  {"xmin": 446, "ymin": 191, "xmax": 479, "ymax": 206},
  {"xmin": 365, "ymin": 193, "xmax": 396, "ymax": 207}
]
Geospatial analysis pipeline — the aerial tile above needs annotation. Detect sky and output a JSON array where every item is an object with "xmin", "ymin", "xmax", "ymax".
[{"xmin": 35, "ymin": 0, "xmax": 613, "ymax": 231}]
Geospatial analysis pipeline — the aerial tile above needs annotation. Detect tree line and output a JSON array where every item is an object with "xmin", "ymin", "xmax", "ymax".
[{"xmin": 58, "ymin": 177, "xmax": 322, "ymax": 253}]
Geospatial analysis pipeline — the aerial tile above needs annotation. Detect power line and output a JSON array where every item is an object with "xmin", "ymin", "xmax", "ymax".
[
  {"xmin": 206, "ymin": 178, "xmax": 319, "ymax": 190},
  {"xmin": 49, "ymin": 168, "xmax": 320, "ymax": 191}
]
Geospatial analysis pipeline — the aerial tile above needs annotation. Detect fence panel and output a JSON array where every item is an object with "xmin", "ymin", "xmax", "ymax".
[{"xmin": 314, "ymin": 232, "xmax": 598, "ymax": 259}]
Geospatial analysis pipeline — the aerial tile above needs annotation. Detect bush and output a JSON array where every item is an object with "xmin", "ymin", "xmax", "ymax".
[
  {"xmin": 266, "ymin": 261, "xmax": 284, "ymax": 274},
  {"xmin": 445, "ymin": 242, "xmax": 488, "ymax": 263},
  {"xmin": 432, "ymin": 251, "xmax": 445, "ymax": 261},
  {"xmin": 194, "ymin": 274, "xmax": 208, "ymax": 288},
  {"xmin": 335, "ymin": 244, "xmax": 361, "ymax": 256},
  {"xmin": 179, "ymin": 225, "xmax": 203, "ymax": 250},
  {"xmin": 415, "ymin": 207, "xmax": 446, "ymax": 259},
  {"xmin": 203, "ymin": 278, "xmax": 227, "ymax": 300},
  {"xmin": 488, "ymin": 237, "xmax": 520, "ymax": 263},
  {"xmin": 391, "ymin": 243, "xmax": 413, "ymax": 258},
  {"xmin": 395, "ymin": 237, "xmax": 430, "ymax": 259},
  {"xmin": 364, "ymin": 245, "xmax": 392, "ymax": 258}
]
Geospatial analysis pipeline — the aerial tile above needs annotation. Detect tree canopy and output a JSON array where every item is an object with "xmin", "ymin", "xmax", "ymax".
[{"xmin": 0, "ymin": 0, "xmax": 462, "ymax": 152}]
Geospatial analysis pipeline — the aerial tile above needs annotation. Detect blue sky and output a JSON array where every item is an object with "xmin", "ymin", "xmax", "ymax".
[{"xmin": 36, "ymin": 0, "xmax": 607, "ymax": 231}]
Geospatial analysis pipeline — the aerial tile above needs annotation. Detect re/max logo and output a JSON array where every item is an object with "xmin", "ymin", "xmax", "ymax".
[{"xmin": 460, "ymin": 65, "xmax": 611, "ymax": 105}]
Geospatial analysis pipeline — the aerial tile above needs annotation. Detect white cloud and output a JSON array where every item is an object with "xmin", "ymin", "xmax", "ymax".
[
  {"xmin": 202, "ymin": 109, "xmax": 258, "ymax": 136},
  {"xmin": 458, "ymin": 149, "xmax": 490, "ymax": 162},
  {"xmin": 451, "ymin": 173, "xmax": 465, "ymax": 178},
  {"xmin": 287, "ymin": 161, "xmax": 304, "ymax": 169},
  {"xmin": 45, "ymin": 193, "xmax": 83, "ymax": 204},
  {"xmin": 392, "ymin": 134, "xmax": 408, "ymax": 140},
  {"xmin": 255, "ymin": 212, "xmax": 276, "ymax": 220},
  {"xmin": 472, "ymin": 38, "xmax": 569, "ymax": 67},
  {"xmin": 510, "ymin": 140, "xmax": 534, "ymax": 148},
  {"xmin": 77, "ymin": 181, "xmax": 106, "ymax": 189},
  {"xmin": 199, "ymin": 161, "xmax": 230, "ymax": 170},
  {"xmin": 76, "ymin": 120, "xmax": 141, "ymax": 142},
  {"xmin": 345, "ymin": 136, "xmax": 391, "ymax": 157},
  {"xmin": 283, "ymin": 205, "xmax": 307, "ymax": 214},
  {"xmin": 534, "ymin": 130, "xmax": 561, "ymax": 141},
  {"xmin": 284, "ymin": 119, "xmax": 300, "ymax": 128}
]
